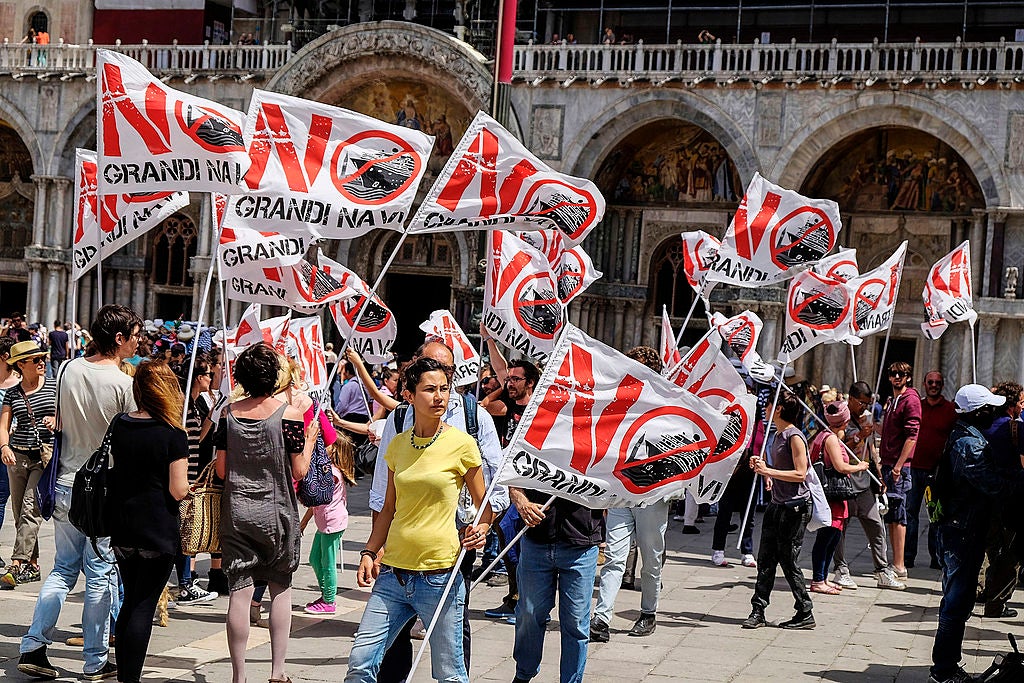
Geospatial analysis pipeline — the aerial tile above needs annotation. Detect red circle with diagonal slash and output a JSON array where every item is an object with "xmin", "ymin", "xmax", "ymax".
[
  {"xmin": 517, "ymin": 179, "xmax": 599, "ymax": 243},
  {"xmin": 174, "ymin": 101, "xmax": 245, "ymax": 153},
  {"xmin": 823, "ymin": 257, "xmax": 858, "ymax": 283},
  {"xmin": 557, "ymin": 250, "xmax": 587, "ymax": 303},
  {"xmin": 330, "ymin": 130, "xmax": 422, "ymax": 206},
  {"xmin": 513, "ymin": 273, "xmax": 562, "ymax": 339},
  {"xmin": 789, "ymin": 272, "xmax": 850, "ymax": 331},
  {"xmin": 336, "ymin": 295, "xmax": 392, "ymax": 334},
  {"xmin": 851, "ymin": 276, "xmax": 887, "ymax": 333},
  {"xmin": 719, "ymin": 318, "xmax": 756, "ymax": 363},
  {"xmin": 615, "ymin": 406, "xmax": 720, "ymax": 493},
  {"xmin": 770, "ymin": 206, "xmax": 835, "ymax": 270}
]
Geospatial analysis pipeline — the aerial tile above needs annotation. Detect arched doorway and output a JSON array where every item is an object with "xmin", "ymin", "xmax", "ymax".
[
  {"xmin": 380, "ymin": 232, "xmax": 455, "ymax": 358},
  {"xmin": 0, "ymin": 120, "xmax": 34, "ymax": 317},
  {"xmin": 149, "ymin": 214, "xmax": 198, "ymax": 319},
  {"xmin": 28, "ymin": 10, "xmax": 48, "ymax": 35}
]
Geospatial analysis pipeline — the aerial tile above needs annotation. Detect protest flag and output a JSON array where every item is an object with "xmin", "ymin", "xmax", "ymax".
[
  {"xmin": 516, "ymin": 229, "xmax": 602, "ymax": 305},
  {"xmin": 709, "ymin": 310, "xmax": 776, "ymax": 383},
  {"xmin": 680, "ymin": 230, "xmax": 721, "ymax": 294},
  {"xmin": 659, "ymin": 305, "xmax": 681, "ymax": 373},
  {"xmin": 921, "ymin": 240, "xmax": 976, "ymax": 340},
  {"xmin": 420, "ymin": 310, "xmax": 481, "ymax": 388},
  {"xmin": 849, "ymin": 241, "xmax": 907, "ymax": 339},
  {"xmin": 812, "ymin": 247, "xmax": 859, "ymax": 283},
  {"xmin": 319, "ymin": 250, "xmax": 398, "ymax": 365},
  {"xmin": 778, "ymin": 270, "xmax": 856, "ymax": 362}
]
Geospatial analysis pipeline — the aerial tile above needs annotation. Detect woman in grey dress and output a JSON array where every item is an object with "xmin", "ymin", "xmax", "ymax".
[{"xmin": 215, "ymin": 343, "xmax": 318, "ymax": 683}]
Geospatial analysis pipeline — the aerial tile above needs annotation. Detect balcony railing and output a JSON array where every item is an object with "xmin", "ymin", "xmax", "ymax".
[
  {"xmin": 0, "ymin": 41, "xmax": 293, "ymax": 77},
  {"xmin": 513, "ymin": 38, "xmax": 1024, "ymax": 84}
]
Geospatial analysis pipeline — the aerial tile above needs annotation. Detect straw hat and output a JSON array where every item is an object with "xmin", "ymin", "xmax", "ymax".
[{"xmin": 7, "ymin": 341, "xmax": 47, "ymax": 366}]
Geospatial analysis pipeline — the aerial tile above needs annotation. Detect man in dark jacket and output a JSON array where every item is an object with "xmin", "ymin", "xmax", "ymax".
[{"xmin": 930, "ymin": 384, "xmax": 1021, "ymax": 683}]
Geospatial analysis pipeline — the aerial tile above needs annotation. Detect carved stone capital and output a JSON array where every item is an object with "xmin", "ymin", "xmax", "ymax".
[
  {"xmin": 23, "ymin": 245, "xmax": 69, "ymax": 263},
  {"xmin": 979, "ymin": 315, "xmax": 1000, "ymax": 334}
]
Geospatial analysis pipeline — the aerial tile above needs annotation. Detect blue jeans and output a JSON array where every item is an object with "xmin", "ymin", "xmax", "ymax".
[
  {"xmin": 346, "ymin": 566, "xmax": 467, "ymax": 683},
  {"xmin": 594, "ymin": 502, "xmax": 668, "ymax": 623},
  {"xmin": 514, "ymin": 538, "xmax": 598, "ymax": 683},
  {"xmin": 905, "ymin": 468, "xmax": 938, "ymax": 567},
  {"xmin": 20, "ymin": 484, "xmax": 116, "ymax": 673},
  {"xmin": 932, "ymin": 522, "xmax": 987, "ymax": 677}
]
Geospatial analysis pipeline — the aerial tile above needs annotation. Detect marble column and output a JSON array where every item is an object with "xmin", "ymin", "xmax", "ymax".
[
  {"xmin": 132, "ymin": 272, "xmax": 146, "ymax": 316},
  {"xmin": 48, "ymin": 177, "xmax": 72, "ymax": 248},
  {"xmin": 976, "ymin": 316, "xmax": 998, "ymax": 387},
  {"xmin": 30, "ymin": 176, "xmax": 48, "ymax": 246},
  {"xmin": 612, "ymin": 300, "xmax": 626, "ymax": 350},
  {"xmin": 44, "ymin": 264, "xmax": 62, "ymax": 327},
  {"xmin": 1018, "ymin": 321, "xmax": 1024, "ymax": 385},
  {"xmin": 26, "ymin": 264, "xmax": 43, "ymax": 324}
]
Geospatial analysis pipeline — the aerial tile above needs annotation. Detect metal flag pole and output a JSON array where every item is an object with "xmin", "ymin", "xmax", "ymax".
[
  {"xmin": 849, "ymin": 343, "xmax": 858, "ymax": 383},
  {"xmin": 674, "ymin": 285, "xmax": 706, "ymax": 347},
  {"xmin": 470, "ymin": 495, "xmax": 557, "ymax": 590},
  {"xmin": 738, "ymin": 359, "xmax": 788, "ymax": 551},
  {"xmin": 969, "ymin": 320, "xmax": 977, "ymax": 383},
  {"xmin": 180, "ymin": 218, "xmax": 220, "ymax": 425}
]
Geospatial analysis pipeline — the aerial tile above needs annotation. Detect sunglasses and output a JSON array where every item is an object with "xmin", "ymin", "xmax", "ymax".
[
  {"xmin": 889, "ymin": 371, "xmax": 909, "ymax": 378},
  {"xmin": 925, "ymin": 380, "xmax": 943, "ymax": 386},
  {"xmin": 27, "ymin": 357, "xmax": 46, "ymax": 365}
]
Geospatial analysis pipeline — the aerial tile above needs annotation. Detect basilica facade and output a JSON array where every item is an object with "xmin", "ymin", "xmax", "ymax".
[{"xmin": 1, "ymin": 20, "xmax": 1023, "ymax": 390}]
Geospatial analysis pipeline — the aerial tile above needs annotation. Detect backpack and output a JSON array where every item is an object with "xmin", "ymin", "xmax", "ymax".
[
  {"xmin": 926, "ymin": 438, "xmax": 954, "ymax": 524},
  {"xmin": 297, "ymin": 400, "xmax": 334, "ymax": 508},
  {"xmin": 69, "ymin": 414, "xmax": 122, "ymax": 556},
  {"xmin": 977, "ymin": 634, "xmax": 1024, "ymax": 682}
]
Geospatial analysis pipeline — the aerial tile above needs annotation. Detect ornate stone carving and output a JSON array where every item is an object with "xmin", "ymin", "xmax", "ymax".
[
  {"xmin": 530, "ymin": 105, "xmax": 564, "ymax": 160},
  {"xmin": 1005, "ymin": 266, "xmax": 1018, "ymax": 299}
]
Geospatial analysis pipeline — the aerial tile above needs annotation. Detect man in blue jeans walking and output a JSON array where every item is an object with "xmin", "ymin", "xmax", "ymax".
[
  {"xmin": 510, "ymin": 486, "xmax": 605, "ymax": 683},
  {"xmin": 18, "ymin": 304, "xmax": 140, "ymax": 681},
  {"xmin": 929, "ymin": 384, "xmax": 1024, "ymax": 683}
]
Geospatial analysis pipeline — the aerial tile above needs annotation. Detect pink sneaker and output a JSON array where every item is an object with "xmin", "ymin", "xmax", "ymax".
[{"xmin": 304, "ymin": 599, "xmax": 336, "ymax": 615}]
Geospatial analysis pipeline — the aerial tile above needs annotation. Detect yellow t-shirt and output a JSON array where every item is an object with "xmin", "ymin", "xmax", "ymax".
[{"xmin": 381, "ymin": 427, "xmax": 482, "ymax": 571}]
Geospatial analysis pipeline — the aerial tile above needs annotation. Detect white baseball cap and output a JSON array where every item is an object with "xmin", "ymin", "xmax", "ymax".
[{"xmin": 953, "ymin": 384, "xmax": 1006, "ymax": 414}]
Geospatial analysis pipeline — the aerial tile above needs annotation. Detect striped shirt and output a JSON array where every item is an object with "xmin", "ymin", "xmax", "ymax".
[
  {"xmin": 185, "ymin": 398, "xmax": 210, "ymax": 482},
  {"xmin": 2, "ymin": 379, "xmax": 57, "ymax": 451}
]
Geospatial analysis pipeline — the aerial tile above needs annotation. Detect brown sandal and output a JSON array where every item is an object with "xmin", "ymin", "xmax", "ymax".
[{"xmin": 268, "ymin": 678, "xmax": 292, "ymax": 683}]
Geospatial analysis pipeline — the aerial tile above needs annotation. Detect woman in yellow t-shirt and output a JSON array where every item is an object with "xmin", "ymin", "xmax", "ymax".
[{"xmin": 346, "ymin": 357, "xmax": 492, "ymax": 683}]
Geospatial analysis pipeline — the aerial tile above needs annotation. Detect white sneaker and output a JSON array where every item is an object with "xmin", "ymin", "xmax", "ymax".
[
  {"xmin": 833, "ymin": 571, "xmax": 858, "ymax": 590},
  {"xmin": 741, "ymin": 554, "xmax": 757, "ymax": 568},
  {"xmin": 711, "ymin": 550, "xmax": 728, "ymax": 566},
  {"xmin": 876, "ymin": 568, "xmax": 907, "ymax": 591}
]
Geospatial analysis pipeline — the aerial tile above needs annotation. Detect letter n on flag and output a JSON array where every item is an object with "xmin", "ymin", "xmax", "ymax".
[
  {"xmin": 499, "ymin": 324, "xmax": 730, "ymax": 508},
  {"xmin": 921, "ymin": 240, "xmax": 976, "ymax": 340},
  {"xmin": 419, "ymin": 310, "xmax": 480, "ymax": 388},
  {"xmin": 659, "ymin": 305, "xmax": 681, "ymax": 373}
]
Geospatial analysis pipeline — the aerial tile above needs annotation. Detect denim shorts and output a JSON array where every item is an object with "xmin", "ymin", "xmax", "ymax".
[{"xmin": 882, "ymin": 464, "xmax": 912, "ymax": 525}]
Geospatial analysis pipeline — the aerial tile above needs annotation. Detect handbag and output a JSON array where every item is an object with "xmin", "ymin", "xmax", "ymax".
[
  {"xmin": 37, "ymin": 359, "xmax": 72, "ymax": 520},
  {"xmin": 809, "ymin": 430, "xmax": 857, "ymax": 503},
  {"xmin": 69, "ymin": 413, "xmax": 121, "ymax": 553},
  {"xmin": 297, "ymin": 400, "xmax": 334, "ymax": 508},
  {"xmin": 804, "ymin": 461, "xmax": 834, "ymax": 532},
  {"xmin": 180, "ymin": 461, "xmax": 223, "ymax": 555},
  {"xmin": 17, "ymin": 382, "xmax": 53, "ymax": 466}
]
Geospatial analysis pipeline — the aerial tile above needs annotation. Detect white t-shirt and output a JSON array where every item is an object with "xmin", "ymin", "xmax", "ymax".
[{"xmin": 56, "ymin": 358, "xmax": 136, "ymax": 486}]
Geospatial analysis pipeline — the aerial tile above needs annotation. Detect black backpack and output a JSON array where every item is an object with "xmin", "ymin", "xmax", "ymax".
[
  {"xmin": 69, "ymin": 414, "xmax": 122, "ymax": 556},
  {"xmin": 977, "ymin": 634, "xmax": 1024, "ymax": 682}
]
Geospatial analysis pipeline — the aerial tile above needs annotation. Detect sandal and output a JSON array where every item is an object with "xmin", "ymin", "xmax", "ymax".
[
  {"xmin": 268, "ymin": 679, "xmax": 292, "ymax": 683},
  {"xmin": 810, "ymin": 581, "xmax": 842, "ymax": 595}
]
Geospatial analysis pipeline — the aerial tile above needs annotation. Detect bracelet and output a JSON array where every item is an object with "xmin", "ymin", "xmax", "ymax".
[{"xmin": 360, "ymin": 548, "xmax": 379, "ymax": 559}]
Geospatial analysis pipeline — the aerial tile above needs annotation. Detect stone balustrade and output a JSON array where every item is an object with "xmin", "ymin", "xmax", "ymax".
[
  {"xmin": 513, "ymin": 38, "xmax": 1024, "ymax": 84},
  {"xmin": 0, "ymin": 41, "xmax": 293, "ymax": 76}
]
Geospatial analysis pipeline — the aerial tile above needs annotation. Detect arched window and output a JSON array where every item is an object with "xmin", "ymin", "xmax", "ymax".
[
  {"xmin": 29, "ymin": 11, "xmax": 47, "ymax": 34},
  {"xmin": 151, "ymin": 215, "xmax": 197, "ymax": 288},
  {"xmin": 650, "ymin": 236, "xmax": 695, "ymax": 318}
]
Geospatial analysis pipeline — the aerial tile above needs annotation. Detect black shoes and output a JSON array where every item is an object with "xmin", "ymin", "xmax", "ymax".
[
  {"xmin": 17, "ymin": 646, "xmax": 58, "ymax": 679},
  {"xmin": 682, "ymin": 525, "xmax": 700, "ymax": 534},
  {"xmin": 983, "ymin": 606, "xmax": 1018, "ymax": 619},
  {"xmin": 82, "ymin": 661, "xmax": 118, "ymax": 681},
  {"xmin": 928, "ymin": 666, "xmax": 975, "ymax": 683},
  {"xmin": 741, "ymin": 609, "xmax": 768, "ymax": 629},
  {"xmin": 589, "ymin": 617, "xmax": 610, "ymax": 643},
  {"xmin": 629, "ymin": 613, "xmax": 657, "ymax": 637},
  {"xmin": 206, "ymin": 568, "xmax": 230, "ymax": 595},
  {"xmin": 779, "ymin": 611, "xmax": 816, "ymax": 630}
]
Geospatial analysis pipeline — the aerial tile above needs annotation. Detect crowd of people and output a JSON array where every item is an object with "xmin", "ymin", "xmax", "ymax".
[{"xmin": 2, "ymin": 303, "xmax": 1023, "ymax": 683}]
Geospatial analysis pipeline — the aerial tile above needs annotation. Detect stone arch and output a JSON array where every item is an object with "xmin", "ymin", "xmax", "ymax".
[
  {"xmin": 0, "ymin": 92, "xmax": 43, "ymax": 176},
  {"xmin": 771, "ymin": 94, "xmax": 1008, "ymax": 209},
  {"xmin": 26, "ymin": 7, "xmax": 48, "ymax": 34},
  {"xmin": 265, "ymin": 21, "xmax": 492, "ymax": 114},
  {"xmin": 565, "ymin": 91, "xmax": 760, "ymax": 185},
  {"xmin": 51, "ymin": 99, "xmax": 97, "ymax": 177}
]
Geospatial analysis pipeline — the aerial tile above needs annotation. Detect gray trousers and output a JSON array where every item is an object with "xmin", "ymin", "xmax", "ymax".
[
  {"xmin": 7, "ymin": 447, "xmax": 44, "ymax": 563},
  {"xmin": 833, "ymin": 488, "xmax": 888, "ymax": 574}
]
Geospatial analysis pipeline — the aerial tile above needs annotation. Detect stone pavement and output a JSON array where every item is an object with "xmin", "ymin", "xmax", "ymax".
[{"xmin": 1, "ymin": 483, "xmax": 1021, "ymax": 682}]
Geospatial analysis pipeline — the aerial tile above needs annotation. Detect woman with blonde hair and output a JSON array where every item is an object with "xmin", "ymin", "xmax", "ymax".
[
  {"xmin": 106, "ymin": 361, "xmax": 191, "ymax": 683},
  {"xmin": 215, "ymin": 343, "xmax": 319, "ymax": 683}
]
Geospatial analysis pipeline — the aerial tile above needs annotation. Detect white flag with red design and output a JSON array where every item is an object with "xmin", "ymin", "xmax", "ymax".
[
  {"xmin": 73, "ymin": 148, "xmax": 189, "ymax": 281},
  {"xmin": 706, "ymin": 172, "xmax": 841, "ymax": 287},
  {"xmin": 709, "ymin": 310, "xmax": 775, "ymax": 383},
  {"xmin": 96, "ymin": 49, "xmax": 249, "ymax": 194},
  {"xmin": 812, "ymin": 247, "xmax": 859, "ymax": 283},
  {"xmin": 319, "ymin": 251, "xmax": 398, "ymax": 364},
  {"xmin": 220, "ymin": 304, "xmax": 291, "ymax": 396},
  {"xmin": 220, "ymin": 250, "xmax": 356, "ymax": 312},
  {"xmin": 659, "ymin": 306, "xmax": 681, "ymax": 373},
  {"xmin": 498, "ymin": 324, "xmax": 730, "ymax": 508},
  {"xmin": 407, "ymin": 112, "xmax": 605, "ymax": 246},
  {"xmin": 221, "ymin": 89, "xmax": 434, "ymax": 242},
  {"xmin": 849, "ymin": 241, "xmax": 906, "ymax": 340},
  {"xmin": 516, "ymin": 230, "xmax": 602, "ymax": 304},
  {"xmin": 419, "ymin": 310, "xmax": 481, "ymax": 388},
  {"xmin": 681, "ymin": 230, "xmax": 721, "ymax": 294},
  {"xmin": 779, "ymin": 270, "xmax": 856, "ymax": 362},
  {"xmin": 283, "ymin": 316, "xmax": 330, "ymax": 405},
  {"xmin": 483, "ymin": 231, "xmax": 565, "ymax": 363},
  {"xmin": 666, "ymin": 328, "xmax": 757, "ymax": 503},
  {"xmin": 922, "ymin": 240, "xmax": 976, "ymax": 340}
]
